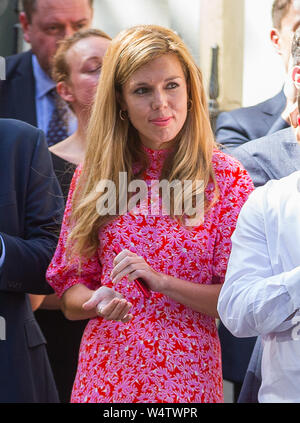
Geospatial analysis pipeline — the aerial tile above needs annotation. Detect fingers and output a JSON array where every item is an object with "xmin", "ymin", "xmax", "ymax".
[
  {"xmin": 121, "ymin": 313, "xmax": 133, "ymax": 323},
  {"xmin": 82, "ymin": 286, "xmax": 122, "ymax": 311},
  {"xmin": 111, "ymin": 251, "xmax": 144, "ymax": 284},
  {"xmin": 82, "ymin": 291, "xmax": 104, "ymax": 311},
  {"xmin": 81, "ymin": 285, "xmax": 133, "ymax": 323},
  {"xmin": 97, "ymin": 297, "xmax": 132, "ymax": 322}
]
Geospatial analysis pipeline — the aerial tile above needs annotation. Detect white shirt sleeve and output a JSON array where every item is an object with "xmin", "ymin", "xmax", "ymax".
[{"xmin": 217, "ymin": 188, "xmax": 300, "ymax": 338}]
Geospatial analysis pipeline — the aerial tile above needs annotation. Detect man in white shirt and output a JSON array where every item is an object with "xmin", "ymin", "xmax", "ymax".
[{"xmin": 218, "ymin": 29, "xmax": 300, "ymax": 403}]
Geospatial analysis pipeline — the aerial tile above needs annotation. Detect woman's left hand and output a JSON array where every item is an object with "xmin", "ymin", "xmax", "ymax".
[{"xmin": 110, "ymin": 249, "xmax": 164, "ymax": 293}]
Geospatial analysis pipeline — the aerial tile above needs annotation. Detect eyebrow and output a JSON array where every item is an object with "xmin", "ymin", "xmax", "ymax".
[
  {"xmin": 84, "ymin": 56, "xmax": 101, "ymax": 62},
  {"xmin": 45, "ymin": 18, "xmax": 89, "ymax": 26},
  {"xmin": 132, "ymin": 76, "xmax": 184, "ymax": 86},
  {"xmin": 74, "ymin": 18, "xmax": 89, "ymax": 24}
]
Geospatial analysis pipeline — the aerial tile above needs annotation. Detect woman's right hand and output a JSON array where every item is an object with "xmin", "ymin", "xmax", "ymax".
[{"xmin": 82, "ymin": 286, "xmax": 133, "ymax": 323}]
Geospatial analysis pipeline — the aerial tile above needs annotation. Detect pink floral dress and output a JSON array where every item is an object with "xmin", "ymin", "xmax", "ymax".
[{"xmin": 46, "ymin": 146, "xmax": 254, "ymax": 403}]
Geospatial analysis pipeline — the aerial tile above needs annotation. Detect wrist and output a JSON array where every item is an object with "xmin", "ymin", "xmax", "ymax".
[{"xmin": 157, "ymin": 273, "xmax": 171, "ymax": 295}]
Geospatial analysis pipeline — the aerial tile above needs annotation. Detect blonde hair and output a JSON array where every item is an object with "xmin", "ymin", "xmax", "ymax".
[
  {"xmin": 52, "ymin": 28, "xmax": 112, "ymax": 83},
  {"xmin": 68, "ymin": 25, "xmax": 218, "ymax": 259}
]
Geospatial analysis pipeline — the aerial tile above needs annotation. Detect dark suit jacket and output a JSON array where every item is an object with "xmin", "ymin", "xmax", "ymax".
[
  {"xmin": 215, "ymin": 91, "xmax": 289, "ymax": 151},
  {"xmin": 0, "ymin": 51, "xmax": 37, "ymax": 126},
  {"xmin": 0, "ymin": 119, "xmax": 64, "ymax": 403},
  {"xmin": 231, "ymin": 127, "xmax": 300, "ymax": 402}
]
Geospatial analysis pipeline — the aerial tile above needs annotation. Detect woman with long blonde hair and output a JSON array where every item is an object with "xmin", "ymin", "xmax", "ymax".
[
  {"xmin": 32, "ymin": 28, "xmax": 111, "ymax": 403},
  {"xmin": 47, "ymin": 25, "xmax": 253, "ymax": 403}
]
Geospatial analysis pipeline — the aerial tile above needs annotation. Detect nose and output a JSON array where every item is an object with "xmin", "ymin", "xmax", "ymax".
[
  {"xmin": 151, "ymin": 89, "xmax": 167, "ymax": 110},
  {"xmin": 65, "ymin": 25, "xmax": 76, "ymax": 38},
  {"xmin": 60, "ymin": 24, "xmax": 76, "ymax": 40}
]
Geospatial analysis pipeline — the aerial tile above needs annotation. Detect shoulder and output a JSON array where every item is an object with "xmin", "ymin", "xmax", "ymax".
[
  {"xmin": 232, "ymin": 127, "xmax": 295, "ymax": 172},
  {"xmin": 232, "ymin": 171, "xmax": 300, "ymax": 231},
  {"xmin": 5, "ymin": 51, "xmax": 33, "ymax": 76},
  {"xmin": 0, "ymin": 118, "xmax": 45, "ymax": 157},
  {"xmin": 237, "ymin": 127, "xmax": 293, "ymax": 156},
  {"xmin": 236, "ymin": 171, "xmax": 300, "ymax": 226},
  {"xmin": 263, "ymin": 170, "xmax": 300, "ymax": 200},
  {"xmin": 0, "ymin": 118, "xmax": 40, "ymax": 137},
  {"xmin": 212, "ymin": 148, "xmax": 249, "ymax": 178},
  {"xmin": 212, "ymin": 148, "xmax": 254, "ymax": 194},
  {"xmin": 0, "ymin": 118, "xmax": 41, "ymax": 139}
]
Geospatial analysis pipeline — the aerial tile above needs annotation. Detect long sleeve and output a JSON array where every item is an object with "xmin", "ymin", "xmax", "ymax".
[
  {"xmin": 212, "ymin": 160, "xmax": 254, "ymax": 283},
  {"xmin": 231, "ymin": 146, "xmax": 271, "ymax": 188},
  {"xmin": 0, "ymin": 128, "xmax": 64, "ymax": 295},
  {"xmin": 217, "ymin": 186, "xmax": 300, "ymax": 337},
  {"xmin": 46, "ymin": 166, "xmax": 102, "ymax": 298}
]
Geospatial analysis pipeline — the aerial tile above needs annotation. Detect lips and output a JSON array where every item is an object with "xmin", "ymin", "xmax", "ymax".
[{"xmin": 150, "ymin": 116, "xmax": 173, "ymax": 127}]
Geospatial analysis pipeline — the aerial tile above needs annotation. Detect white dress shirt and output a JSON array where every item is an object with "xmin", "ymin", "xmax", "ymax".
[{"xmin": 218, "ymin": 170, "xmax": 300, "ymax": 403}]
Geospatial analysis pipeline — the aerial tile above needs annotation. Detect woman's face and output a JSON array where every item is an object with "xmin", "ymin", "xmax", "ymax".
[
  {"xmin": 120, "ymin": 53, "xmax": 188, "ymax": 150},
  {"xmin": 65, "ymin": 35, "xmax": 111, "ymax": 109}
]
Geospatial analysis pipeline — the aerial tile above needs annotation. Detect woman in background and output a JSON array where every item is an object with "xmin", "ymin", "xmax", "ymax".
[
  {"xmin": 50, "ymin": 28, "xmax": 112, "ymax": 197},
  {"xmin": 33, "ymin": 28, "xmax": 111, "ymax": 403},
  {"xmin": 46, "ymin": 25, "xmax": 254, "ymax": 403}
]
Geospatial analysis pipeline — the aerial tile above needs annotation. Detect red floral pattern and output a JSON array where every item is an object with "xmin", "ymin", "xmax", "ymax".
[{"xmin": 46, "ymin": 147, "xmax": 254, "ymax": 403}]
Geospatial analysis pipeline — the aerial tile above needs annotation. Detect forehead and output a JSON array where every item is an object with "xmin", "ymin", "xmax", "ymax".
[
  {"xmin": 67, "ymin": 36, "xmax": 110, "ymax": 62},
  {"xmin": 34, "ymin": 0, "xmax": 92, "ymax": 22},
  {"xmin": 127, "ymin": 53, "xmax": 185, "ymax": 84}
]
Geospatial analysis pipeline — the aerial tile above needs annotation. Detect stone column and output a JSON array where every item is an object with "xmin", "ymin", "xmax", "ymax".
[{"xmin": 199, "ymin": 0, "xmax": 245, "ymax": 111}]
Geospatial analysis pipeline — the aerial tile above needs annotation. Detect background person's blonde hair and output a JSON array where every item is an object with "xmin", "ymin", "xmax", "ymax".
[
  {"xmin": 52, "ymin": 28, "xmax": 112, "ymax": 84},
  {"xmin": 68, "ymin": 24, "xmax": 219, "ymax": 259}
]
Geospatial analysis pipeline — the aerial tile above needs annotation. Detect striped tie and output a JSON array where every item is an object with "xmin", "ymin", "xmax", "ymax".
[{"xmin": 46, "ymin": 88, "xmax": 69, "ymax": 146}]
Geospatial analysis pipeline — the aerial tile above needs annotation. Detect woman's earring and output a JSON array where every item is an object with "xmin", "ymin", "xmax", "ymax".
[
  {"xmin": 119, "ymin": 110, "xmax": 127, "ymax": 121},
  {"xmin": 187, "ymin": 99, "xmax": 193, "ymax": 112}
]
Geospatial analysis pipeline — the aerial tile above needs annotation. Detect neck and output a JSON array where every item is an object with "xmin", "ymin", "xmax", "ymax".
[
  {"xmin": 49, "ymin": 108, "xmax": 89, "ymax": 166},
  {"xmin": 75, "ymin": 107, "xmax": 91, "ymax": 145}
]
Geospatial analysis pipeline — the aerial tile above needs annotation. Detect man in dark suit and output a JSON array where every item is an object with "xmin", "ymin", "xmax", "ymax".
[
  {"xmin": 217, "ymin": 0, "xmax": 300, "ymax": 402},
  {"xmin": 216, "ymin": 0, "xmax": 300, "ymax": 152},
  {"xmin": 0, "ymin": 0, "xmax": 93, "ymax": 143},
  {"xmin": 0, "ymin": 118, "xmax": 64, "ymax": 402}
]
